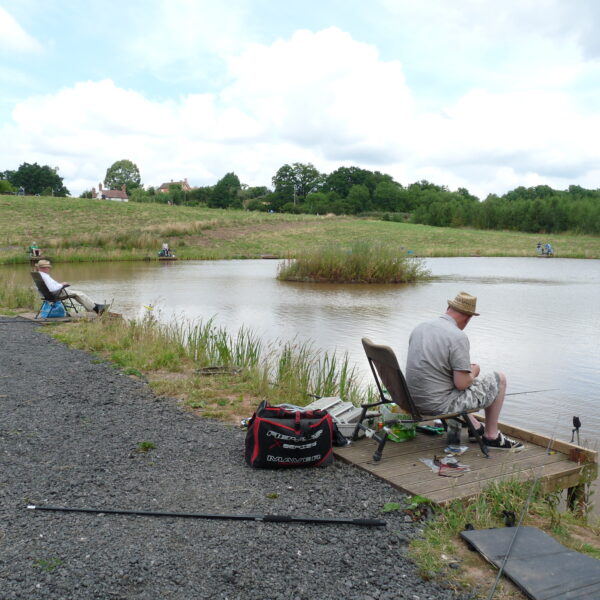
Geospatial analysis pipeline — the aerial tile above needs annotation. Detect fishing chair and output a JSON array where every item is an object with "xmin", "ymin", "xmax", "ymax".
[
  {"xmin": 31, "ymin": 271, "xmax": 80, "ymax": 318},
  {"xmin": 352, "ymin": 337, "xmax": 489, "ymax": 461}
]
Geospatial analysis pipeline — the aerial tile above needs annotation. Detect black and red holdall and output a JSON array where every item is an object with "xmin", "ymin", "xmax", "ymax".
[{"xmin": 245, "ymin": 401, "xmax": 334, "ymax": 468}]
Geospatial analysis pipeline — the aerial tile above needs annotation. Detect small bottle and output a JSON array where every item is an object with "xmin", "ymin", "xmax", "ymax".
[{"xmin": 446, "ymin": 419, "xmax": 461, "ymax": 446}]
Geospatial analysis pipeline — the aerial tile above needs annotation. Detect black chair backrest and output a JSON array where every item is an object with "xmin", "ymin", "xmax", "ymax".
[
  {"xmin": 31, "ymin": 271, "xmax": 59, "ymax": 302},
  {"xmin": 361, "ymin": 337, "xmax": 424, "ymax": 420}
]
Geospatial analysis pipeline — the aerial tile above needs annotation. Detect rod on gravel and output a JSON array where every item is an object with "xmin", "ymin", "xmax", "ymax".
[{"xmin": 28, "ymin": 505, "xmax": 386, "ymax": 527}]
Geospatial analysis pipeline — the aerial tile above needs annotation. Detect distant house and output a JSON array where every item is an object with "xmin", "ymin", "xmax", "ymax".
[
  {"xmin": 157, "ymin": 178, "xmax": 192, "ymax": 193},
  {"xmin": 91, "ymin": 183, "xmax": 129, "ymax": 202}
]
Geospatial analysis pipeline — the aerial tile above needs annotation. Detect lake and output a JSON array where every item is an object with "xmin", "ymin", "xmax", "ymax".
[{"xmin": 7, "ymin": 257, "xmax": 600, "ymax": 451}]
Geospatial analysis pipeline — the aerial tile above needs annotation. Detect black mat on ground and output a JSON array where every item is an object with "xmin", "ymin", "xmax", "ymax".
[{"xmin": 461, "ymin": 526, "xmax": 600, "ymax": 599}]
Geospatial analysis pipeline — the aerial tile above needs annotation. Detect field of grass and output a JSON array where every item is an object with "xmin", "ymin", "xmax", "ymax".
[{"xmin": 1, "ymin": 195, "xmax": 600, "ymax": 264}]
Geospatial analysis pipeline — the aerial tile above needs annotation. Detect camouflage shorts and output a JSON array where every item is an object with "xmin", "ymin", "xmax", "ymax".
[{"xmin": 447, "ymin": 372, "xmax": 500, "ymax": 413}]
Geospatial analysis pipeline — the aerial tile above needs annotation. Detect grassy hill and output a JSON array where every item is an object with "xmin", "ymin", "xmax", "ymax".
[{"xmin": 1, "ymin": 195, "xmax": 599, "ymax": 264}]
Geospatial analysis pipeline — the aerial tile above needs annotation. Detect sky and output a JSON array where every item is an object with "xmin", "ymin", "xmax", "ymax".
[{"xmin": 2, "ymin": 0, "xmax": 600, "ymax": 199}]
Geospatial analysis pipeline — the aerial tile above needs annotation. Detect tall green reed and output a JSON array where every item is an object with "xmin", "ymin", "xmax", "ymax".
[
  {"xmin": 0, "ymin": 274, "xmax": 38, "ymax": 309},
  {"xmin": 277, "ymin": 240, "xmax": 431, "ymax": 283}
]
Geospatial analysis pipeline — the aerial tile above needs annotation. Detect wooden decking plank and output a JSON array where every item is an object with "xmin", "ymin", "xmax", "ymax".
[
  {"xmin": 336, "ymin": 436, "xmax": 552, "ymax": 473},
  {"xmin": 425, "ymin": 462, "xmax": 587, "ymax": 504},
  {"xmin": 348, "ymin": 448, "xmax": 558, "ymax": 482},
  {"xmin": 334, "ymin": 419, "xmax": 596, "ymax": 506},
  {"xmin": 378, "ymin": 454, "xmax": 568, "ymax": 487},
  {"xmin": 396, "ymin": 454, "xmax": 570, "ymax": 495}
]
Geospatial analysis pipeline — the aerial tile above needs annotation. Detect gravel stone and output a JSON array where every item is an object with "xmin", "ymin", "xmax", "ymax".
[{"xmin": 0, "ymin": 316, "xmax": 467, "ymax": 599}]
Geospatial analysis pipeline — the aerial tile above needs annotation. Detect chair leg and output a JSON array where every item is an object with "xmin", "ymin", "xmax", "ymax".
[
  {"xmin": 352, "ymin": 406, "xmax": 369, "ymax": 441},
  {"xmin": 373, "ymin": 430, "xmax": 389, "ymax": 462},
  {"xmin": 463, "ymin": 415, "xmax": 489, "ymax": 458}
]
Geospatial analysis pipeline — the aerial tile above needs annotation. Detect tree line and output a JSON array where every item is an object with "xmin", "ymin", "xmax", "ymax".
[{"xmin": 3, "ymin": 160, "xmax": 600, "ymax": 234}]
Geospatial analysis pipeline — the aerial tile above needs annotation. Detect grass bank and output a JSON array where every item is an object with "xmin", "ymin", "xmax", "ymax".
[
  {"xmin": 46, "ymin": 309, "xmax": 365, "ymax": 421},
  {"xmin": 407, "ymin": 476, "xmax": 598, "ymax": 598},
  {"xmin": 277, "ymin": 241, "xmax": 431, "ymax": 283},
  {"xmin": 2, "ymin": 196, "xmax": 600, "ymax": 264}
]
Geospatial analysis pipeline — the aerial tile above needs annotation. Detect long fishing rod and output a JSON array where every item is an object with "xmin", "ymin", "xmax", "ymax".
[
  {"xmin": 505, "ymin": 388, "xmax": 558, "ymax": 396},
  {"xmin": 27, "ymin": 505, "xmax": 386, "ymax": 527},
  {"xmin": 485, "ymin": 399, "xmax": 564, "ymax": 600}
]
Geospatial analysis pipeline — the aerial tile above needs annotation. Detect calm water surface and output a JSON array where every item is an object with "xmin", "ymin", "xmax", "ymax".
[{"xmin": 8, "ymin": 257, "xmax": 600, "ymax": 448}]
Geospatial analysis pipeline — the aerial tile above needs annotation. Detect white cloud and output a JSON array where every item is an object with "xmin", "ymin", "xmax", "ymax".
[
  {"xmin": 2, "ymin": 22, "xmax": 600, "ymax": 199},
  {"xmin": 0, "ymin": 7, "xmax": 43, "ymax": 53}
]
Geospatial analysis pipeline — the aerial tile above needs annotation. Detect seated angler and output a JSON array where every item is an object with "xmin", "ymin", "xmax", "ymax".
[
  {"xmin": 29, "ymin": 241, "xmax": 42, "ymax": 257},
  {"xmin": 36, "ymin": 260, "xmax": 106, "ymax": 315},
  {"xmin": 405, "ymin": 291, "xmax": 523, "ymax": 450}
]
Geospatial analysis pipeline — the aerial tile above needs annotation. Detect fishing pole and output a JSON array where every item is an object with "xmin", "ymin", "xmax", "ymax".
[
  {"xmin": 505, "ymin": 388, "xmax": 558, "ymax": 396},
  {"xmin": 27, "ymin": 505, "xmax": 386, "ymax": 527},
  {"xmin": 485, "ymin": 399, "xmax": 563, "ymax": 600}
]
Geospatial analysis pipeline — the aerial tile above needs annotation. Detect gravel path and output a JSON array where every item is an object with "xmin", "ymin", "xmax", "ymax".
[{"xmin": 0, "ymin": 316, "xmax": 467, "ymax": 600}]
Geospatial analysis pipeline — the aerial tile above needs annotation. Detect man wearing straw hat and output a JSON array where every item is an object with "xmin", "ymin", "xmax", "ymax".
[
  {"xmin": 406, "ymin": 291, "xmax": 523, "ymax": 450},
  {"xmin": 36, "ymin": 260, "xmax": 106, "ymax": 315}
]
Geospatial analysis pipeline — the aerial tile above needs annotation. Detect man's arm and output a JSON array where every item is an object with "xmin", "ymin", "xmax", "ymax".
[{"xmin": 453, "ymin": 363, "xmax": 480, "ymax": 390}]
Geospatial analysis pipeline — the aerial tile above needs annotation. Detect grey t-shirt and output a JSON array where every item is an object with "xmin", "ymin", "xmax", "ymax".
[{"xmin": 405, "ymin": 313, "xmax": 472, "ymax": 414}]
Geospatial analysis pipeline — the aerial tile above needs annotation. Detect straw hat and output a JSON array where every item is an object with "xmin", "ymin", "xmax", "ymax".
[
  {"xmin": 37, "ymin": 259, "xmax": 52, "ymax": 268},
  {"xmin": 447, "ymin": 291, "xmax": 479, "ymax": 316}
]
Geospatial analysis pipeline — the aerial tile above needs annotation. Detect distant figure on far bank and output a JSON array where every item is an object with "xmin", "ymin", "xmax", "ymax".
[
  {"xmin": 536, "ymin": 241, "xmax": 542, "ymax": 255},
  {"xmin": 158, "ymin": 242, "xmax": 174, "ymax": 258},
  {"xmin": 29, "ymin": 241, "xmax": 41, "ymax": 257},
  {"xmin": 544, "ymin": 242, "xmax": 554, "ymax": 256}
]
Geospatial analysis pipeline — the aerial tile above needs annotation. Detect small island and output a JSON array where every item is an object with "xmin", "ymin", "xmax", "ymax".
[{"xmin": 276, "ymin": 241, "xmax": 431, "ymax": 284}]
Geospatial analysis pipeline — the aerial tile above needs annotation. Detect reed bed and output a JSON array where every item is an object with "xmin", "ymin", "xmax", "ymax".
[
  {"xmin": 46, "ymin": 307, "xmax": 364, "ymax": 419},
  {"xmin": 277, "ymin": 240, "xmax": 431, "ymax": 283},
  {"xmin": 0, "ymin": 274, "xmax": 38, "ymax": 310}
]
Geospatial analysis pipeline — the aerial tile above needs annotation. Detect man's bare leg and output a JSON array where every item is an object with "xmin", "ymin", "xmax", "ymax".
[
  {"xmin": 465, "ymin": 372, "xmax": 506, "ymax": 439},
  {"xmin": 482, "ymin": 371, "xmax": 507, "ymax": 439}
]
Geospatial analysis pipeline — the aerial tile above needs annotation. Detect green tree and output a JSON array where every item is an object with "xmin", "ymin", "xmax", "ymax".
[
  {"xmin": 373, "ymin": 181, "xmax": 403, "ymax": 212},
  {"xmin": 346, "ymin": 184, "xmax": 371, "ymax": 213},
  {"xmin": 104, "ymin": 159, "xmax": 142, "ymax": 194},
  {"xmin": 272, "ymin": 163, "xmax": 323, "ymax": 204},
  {"xmin": 6, "ymin": 162, "xmax": 69, "ymax": 196},
  {"xmin": 323, "ymin": 166, "xmax": 394, "ymax": 199},
  {"xmin": 210, "ymin": 172, "xmax": 241, "ymax": 208},
  {"xmin": 0, "ymin": 179, "xmax": 14, "ymax": 193}
]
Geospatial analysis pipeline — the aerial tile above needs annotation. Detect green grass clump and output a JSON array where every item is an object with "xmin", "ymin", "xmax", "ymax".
[
  {"xmin": 277, "ymin": 240, "xmax": 431, "ymax": 283},
  {"xmin": 408, "ymin": 478, "xmax": 599, "ymax": 595},
  {"xmin": 136, "ymin": 441, "xmax": 156, "ymax": 453},
  {"xmin": 0, "ymin": 273, "xmax": 37, "ymax": 309}
]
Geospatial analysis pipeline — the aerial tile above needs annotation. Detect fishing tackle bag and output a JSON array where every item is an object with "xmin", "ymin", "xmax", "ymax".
[{"xmin": 245, "ymin": 401, "xmax": 334, "ymax": 468}]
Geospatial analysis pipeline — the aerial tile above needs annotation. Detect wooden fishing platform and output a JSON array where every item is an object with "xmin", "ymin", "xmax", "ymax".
[{"xmin": 334, "ymin": 420, "xmax": 597, "ymax": 505}]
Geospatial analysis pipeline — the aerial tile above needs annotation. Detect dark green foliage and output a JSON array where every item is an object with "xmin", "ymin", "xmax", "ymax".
[
  {"xmin": 210, "ymin": 172, "xmax": 242, "ymax": 208},
  {"xmin": 4, "ymin": 162, "xmax": 70, "ymax": 196},
  {"xmin": 271, "ymin": 163, "xmax": 324, "ymax": 205},
  {"xmin": 406, "ymin": 183, "xmax": 600, "ymax": 234},
  {"xmin": 104, "ymin": 159, "xmax": 142, "ymax": 194}
]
